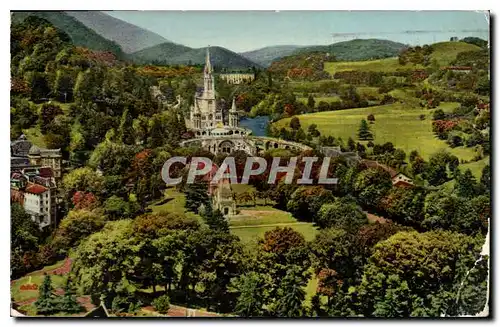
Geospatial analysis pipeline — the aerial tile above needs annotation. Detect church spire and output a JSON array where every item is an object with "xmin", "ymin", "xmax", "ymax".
[
  {"xmin": 230, "ymin": 97, "xmax": 237, "ymax": 112},
  {"xmin": 204, "ymin": 46, "xmax": 212, "ymax": 74}
]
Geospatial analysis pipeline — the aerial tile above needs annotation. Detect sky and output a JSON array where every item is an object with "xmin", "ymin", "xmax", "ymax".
[{"xmin": 105, "ymin": 11, "xmax": 489, "ymax": 52}]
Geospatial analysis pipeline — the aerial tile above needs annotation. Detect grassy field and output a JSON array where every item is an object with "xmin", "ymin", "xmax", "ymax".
[
  {"xmin": 324, "ymin": 41, "xmax": 482, "ymax": 74},
  {"xmin": 273, "ymin": 101, "xmax": 481, "ymax": 162},
  {"xmin": 429, "ymin": 41, "xmax": 482, "ymax": 66},
  {"xmin": 325, "ymin": 57, "xmax": 417, "ymax": 74},
  {"xmin": 461, "ymin": 156, "xmax": 490, "ymax": 179},
  {"xmin": 150, "ymin": 187, "xmax": 203, "ymax": 222}
]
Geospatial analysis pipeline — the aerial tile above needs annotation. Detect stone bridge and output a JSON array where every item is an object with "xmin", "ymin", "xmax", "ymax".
[{"xmin": 179, "ymin": 135, "xmax": 312, "ymax": 155}]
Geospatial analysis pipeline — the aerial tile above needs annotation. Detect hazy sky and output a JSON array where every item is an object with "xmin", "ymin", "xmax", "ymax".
[{"xmin": 105, "ymin": 11, "xmax": 489, "ymax": 52}]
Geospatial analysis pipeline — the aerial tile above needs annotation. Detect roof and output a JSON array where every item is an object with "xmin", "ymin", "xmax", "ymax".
[
  {"xmin": 28, "ymin": 145, "xmax": 41, "ymax": 155},
  {"xmin": 84, "ymin": 301, "xmax": 110, "ymax": 318},
  {"xmin": 362, "ymin": 160, "xmax": 398, "ymax": 178},
  {"xmin": 39, "ymin": 167, "xmax": 53, "ymax": 178},
  {"xmin": 393, "ymin": 180, "xmax": 414, "ymax": 188},
  {"xmin": 25, "ymin": 183, "xmax": 48, "ymax": 195}
]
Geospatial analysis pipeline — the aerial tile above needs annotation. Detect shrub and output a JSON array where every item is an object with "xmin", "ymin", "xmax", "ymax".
[{"xmin": 153, "ymin": 294, "xmax": 170, "ymax": 314}]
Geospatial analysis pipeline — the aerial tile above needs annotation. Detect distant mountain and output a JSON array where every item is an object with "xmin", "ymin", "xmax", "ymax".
[
  {"xmin": 240, "ymin": 45, "xmax": 306, "ymax": 67},
  {"xmin": 129, "ymin": 42, "xmax": 193, "ymax": 64},
  {"xmin": 131, "ymin": 44, "xmax": 260, "ymax": 69},
  {"xmin": 11, "ymin": 11, "xmax": 126, "ymax": 59},
  {"xmin": 294, "ymin": 39, "xmax": 407, "ymax": 62},
  {"xmin": 66, "ymin": 11, "xmax": 169, "ymax": 53}
]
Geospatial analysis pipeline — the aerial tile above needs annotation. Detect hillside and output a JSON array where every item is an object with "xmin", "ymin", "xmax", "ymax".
[
  {"xmin": 66, "ymin": 11, "xmax": 168, "ymax": 53},
  {"xmin": 127, "ymin": 41, "xmax": 192, "ymax": 64},
  {"xmin": 11, "ymin": 11, "xmax": 126, "ymax": 59},
  {"xmin": 324, "ymin": 41, "xmax": 483, "ymax": 74},
  {"xmin": 240, "ymin": 45, "xmax": 305, "ymax": 67},
  {"xmin": 131, "ymin": 44, "xmax": 260, "ymax": 69},
  {"xmin": 295, "ymin": 39, "xmax": 407, "ymax": 61},
  {"xmin": 268, "ymin": 52, "xmax": 334, "ymax": 80},
  {"xmin": 429, "ymin": 41, "xmax": 482, "ymax": 66}
]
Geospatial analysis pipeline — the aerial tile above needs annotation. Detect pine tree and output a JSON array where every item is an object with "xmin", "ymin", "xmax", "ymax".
[
  {"xmin": 357, "ymin": 119, "xmax": 373, "ymax": 140},
  {"xmin": 273, "ymin": 265, "xmax": 309, "ymax": 317},
  {"xmin": 57, "ymin": 277, "xmax": 83, "ymax": 314},
  {"xmin": 184, "ymin": 182, "xmax": 210, "ymax": 213},
  {"xmin": 203, "ymin": 208, "xmax": 230, "ymax": 233},
  {"xmin": 34, "ymin": 274, "xmax": 56, "ymax": 315},
  {"xmin": 307, "ymin": 95, "xmax": 315, "ymax": 109}
]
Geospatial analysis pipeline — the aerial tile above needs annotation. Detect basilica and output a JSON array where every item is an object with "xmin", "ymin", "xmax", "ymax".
[{"xmin": 185, "ymin": 48, "xmax": 252, "ymax": 148}]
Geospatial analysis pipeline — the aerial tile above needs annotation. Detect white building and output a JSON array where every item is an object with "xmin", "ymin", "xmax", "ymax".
[{"xmin": 23, "ymin": 183, "xmax": 53, "ymax": 229}]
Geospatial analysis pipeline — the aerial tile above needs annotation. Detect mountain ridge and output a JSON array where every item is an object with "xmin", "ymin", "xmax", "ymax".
[
  {"xmin": 131, "ymin": 43, "xmax": 261, "ymax": 69},
  {"xmin": 66, "ymin": 11, "xmax": 169, "ymax": 53}
]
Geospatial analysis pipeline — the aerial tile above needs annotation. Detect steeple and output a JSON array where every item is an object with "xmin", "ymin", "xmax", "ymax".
[
  {"xmin": 202, "ymin": 45, "xmax": 215, "ymax": 99},
  {"xmin": 229, "ymin": 97, "xmax": 239, "ymax": 128},
  {"xmin": 204, "ymin": 46, "xmax": 212, "ymax": 75},
  {"xmin": 230, "ymin": 97, "xmax": 237, "ymax": 112}
]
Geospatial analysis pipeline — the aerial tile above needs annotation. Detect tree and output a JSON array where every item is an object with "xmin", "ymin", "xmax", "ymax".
[
  {"xmin": 317, "ymin": 197, "xmax": 367, "ymax": 231},
  {"xmin": 57, "ymin": 277, "xmax": 83, "ymax": 314},
  {"xmin": 232, "ymin": 272, "xmax": 271, "ymax": 317},
  {"xmin": 62, "ymin": 167, "xmax": 105, "ymax": 202},
  {"xmin": 353, "ymin": 168, "xmax": 393, "ymax": 208},
  {"xmin": 433, "ymin": 109, "xmax": 446, "ymax": 120},
  {"xmin": 367, "ymin": 114, "xmax": 375, "ymax": 123},
  {"xmin": 52, "ymin": 209, "xmax": 106, "ymax": 254},
  {"xmin": 72, "ymin": 220, "xmax": 141, "ymax": 305},
  {"xmin": 203, "ymin": 208, "xmax": 230, "ymax": 233},
  {"xmin": 152, "ymin": 295, "xmax": 170, "ymax": 314},
  {"xmin": 260, "ymin": 227, "xmax": 305, "ymax": 264},
  {"xmin": 455, "ymin": 169, "xmax": 477, "ymax": 198},
  {"xmin": 287, "ymin": 186, "xmax": 334, "ymax": 221},
  {"xmin": 34, "ymin": 274, "xmax": 57, "ymax": 315},
  {"xmin": 104, "ymin": 195, "xmax": 131, "ymax": 220},
  {"xmin": 357, "ymin": 231, "xmax": 488, "ymax": 317},
  {"xmin": 290, "ymin": 116, "xmax": 301, "ymax": 130},
  {"xmin": 480, "ymin": 164, "xmax": 490, "ymax": 194},
  {"xmin": 307, "ymin": 124, "xmax": 321, "ymax": 137},
  {"xmin": 11, "ymin": 203, "xmax": 41, "ymax": 278},
  {"xmin": 39, "ymin": 103, "xmax": 63, "ymax": 134},
  {"xmin": 273, "ymin": 265, "xmax": 310, "ymax": 317},
  {"xmin": 184, "ymin": 182, "xmax": 210, "ymax": 214},
  {"xmin": 307, "ymin": 94, "xmax": 315, "ymax": 109},
  {"xmin": 357, "ymin": 119, "xmax": 373, "ymax": 140}
]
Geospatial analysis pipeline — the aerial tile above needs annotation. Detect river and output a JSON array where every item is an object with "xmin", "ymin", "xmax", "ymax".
[{"xmin": 239, "ymin": 116, "xmax": 270, "ymax": 136}]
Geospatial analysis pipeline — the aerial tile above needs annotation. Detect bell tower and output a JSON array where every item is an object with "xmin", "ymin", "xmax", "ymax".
[{"xmin": 229, "ymin": 97, "xmax": 239, "ymax": 127}]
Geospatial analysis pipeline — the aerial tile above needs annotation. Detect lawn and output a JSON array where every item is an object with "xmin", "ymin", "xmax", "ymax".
[
  {"xmin": 230, "ymin": 205, "xmax": 298, "ymax": 227},
  {"xmin": 150, "ymin": 187, "xmax": 203, "ymax": 222},
  {"xmin": 273, "ymin": 102, "xmax": 480, "ymax": 162},
  {"xmin": 461, "ymin": 156, "xmax": 490, "ymax": 179},
  {"xmin": 325, "ymin": 57, "xmax": 420, "ymax": 74}
]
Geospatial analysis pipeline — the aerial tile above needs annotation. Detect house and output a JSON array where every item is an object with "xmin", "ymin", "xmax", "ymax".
[
  {"xmin": 391, "ymin": 172, "xmax": 414, "ymax": 187},
  {"xmin": 23, "ymin": 183, "xmax": 54, "ymax": 229},
  {"xmin": 361, "ymin": 160, "xmax": 414, "ymax": 187}
]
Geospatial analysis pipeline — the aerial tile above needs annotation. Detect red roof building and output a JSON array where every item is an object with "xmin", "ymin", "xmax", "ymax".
[{"xmin": 25, "ymin": 183, "xmax": 48, "ymax": 195}]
